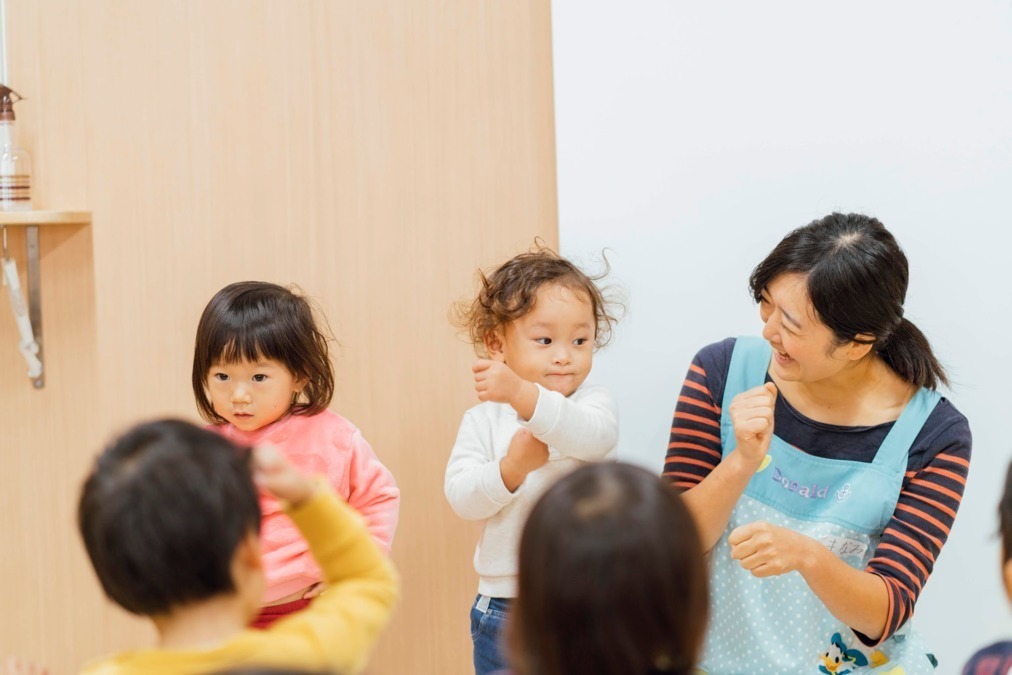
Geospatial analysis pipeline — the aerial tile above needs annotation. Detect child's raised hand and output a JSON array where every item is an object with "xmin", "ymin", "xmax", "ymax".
[
  {"xmin": 473, "ymin": 359, "xmax": 524, "ymax": 404},
  {"xmin": 500, "ymin": 428, "xmax": 549, "ymax": 492},
  {"xmin": 252, "ymin": 445, "xmax": 317, "ymax": 507},
  {"xmin": 302, "ymin": 581, "xmax": 328, "ymax": 599}
]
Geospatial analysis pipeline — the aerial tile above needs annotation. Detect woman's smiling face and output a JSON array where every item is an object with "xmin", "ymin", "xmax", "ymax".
[{"xmin": 759, "ymin": 272, "xmax": 859, "ymax": 384}]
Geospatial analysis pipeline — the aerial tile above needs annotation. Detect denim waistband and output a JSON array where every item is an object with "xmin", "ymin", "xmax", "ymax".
[{"xmin": 475, "ymin": 594, "xmax": 512, "ymax": 614}]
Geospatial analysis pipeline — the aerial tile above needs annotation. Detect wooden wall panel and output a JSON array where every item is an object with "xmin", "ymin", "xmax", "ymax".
[{"xmin": 0, "ymin": 1, "xmax": 557, "ymax": 672}]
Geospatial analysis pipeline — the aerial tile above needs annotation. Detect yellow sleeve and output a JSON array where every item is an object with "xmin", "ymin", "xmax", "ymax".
[
  {"xmin": 249, "ymin": 484, "xmax": 399, "ymax": 672},
  {"xmin": 76, "ymin": 486, "xmax": 398, "ymax": 675}
]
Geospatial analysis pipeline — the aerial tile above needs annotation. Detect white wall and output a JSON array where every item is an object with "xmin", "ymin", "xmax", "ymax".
[{"xmin": 553, "ymin": 1, "xmax": 1012, "ymax": 667}]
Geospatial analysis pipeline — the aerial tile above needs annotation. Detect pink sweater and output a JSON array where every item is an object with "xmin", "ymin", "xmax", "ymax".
[{"xmin": 211, "ymin": 409, "xmax": 400, "ymax": 602}]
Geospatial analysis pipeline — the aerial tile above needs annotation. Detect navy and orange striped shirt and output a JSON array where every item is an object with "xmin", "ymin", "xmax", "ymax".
[{"xmin": 663, "ymin": 338, "xmax": 972, "ymax": 646}]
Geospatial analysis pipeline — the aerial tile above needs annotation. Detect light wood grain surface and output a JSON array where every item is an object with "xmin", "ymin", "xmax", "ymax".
[{"xmin": 0, "ymin": 1, "xmax": 557, "ymax": 672}]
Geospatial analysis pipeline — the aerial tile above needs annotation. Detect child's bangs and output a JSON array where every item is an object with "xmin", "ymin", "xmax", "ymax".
[{"xmin": 213, "ymin": 322, "xmax": 289, "ymax": 367}]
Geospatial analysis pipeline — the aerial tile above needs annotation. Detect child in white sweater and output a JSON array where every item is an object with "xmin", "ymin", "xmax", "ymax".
[{"xmin": 445, "ymin": 246, "xmax": 620, "ymax": 675}]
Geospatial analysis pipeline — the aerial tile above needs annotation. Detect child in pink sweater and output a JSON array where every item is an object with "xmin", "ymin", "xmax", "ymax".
[{"xmin": 192, "ymin": 281, "xmax": 399, "ymax": 628}]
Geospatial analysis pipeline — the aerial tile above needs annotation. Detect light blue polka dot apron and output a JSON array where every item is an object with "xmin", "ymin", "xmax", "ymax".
[{"xmin": 699, "ymin": 336, "xmax": 940, "ymax": 675}]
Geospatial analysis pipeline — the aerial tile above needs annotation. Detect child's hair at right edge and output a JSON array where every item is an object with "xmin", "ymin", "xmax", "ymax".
[
  {"xmin": 192, "ymin": 281, "xmax": 335, "ymax": 423},
  {"xmin": 78, "ymin": 419, "xmax": 260, "ymax": 616},
  {"xmin": 1002, "ymin": 461, "xmax": 1012, "ymax": 564},
  {"xmin": 454, "ymin": 244, "xmax": 619, "ymax": 356},
  {"xmin": 509, "ymin": 463, "xmax": 708, "ymax": 675}
]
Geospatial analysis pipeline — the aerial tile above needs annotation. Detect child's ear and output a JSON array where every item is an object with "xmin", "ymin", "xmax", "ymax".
[
  {"xmin": 290, "ymin": 372, "xmax": 309, "ymax": 395},
  {"xmin": 231, "ymin": 530, "xmax": 265, "ymax": 614},
  {"xmin": 237, "ymin": 530, "xmax": 263, "ymax": 574},
  {"xmin": 484, "ymin": 331, "xmax": 506, "ymax": 362}
]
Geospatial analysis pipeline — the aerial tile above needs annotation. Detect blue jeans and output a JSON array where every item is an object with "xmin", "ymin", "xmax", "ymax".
[{"xmin": 470, "ymin": 594, "xmax": 511, "ymax": 675}]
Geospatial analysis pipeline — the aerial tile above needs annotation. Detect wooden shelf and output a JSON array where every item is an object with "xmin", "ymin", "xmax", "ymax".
[
  {"xmin": 2, "ymin": 210, "xmax": 92, "ymax": 389},
  {"xmin": 0, "ymin": 210, "xmax": 91, "ymax": 225}
]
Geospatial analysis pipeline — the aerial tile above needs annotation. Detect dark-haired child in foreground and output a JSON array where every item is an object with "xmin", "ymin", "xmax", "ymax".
[
  {"xmin": 509, "ymin": 462, "xmax": 708, "ymax": 675},
  {"xmin": 961, "ymin": 461, "xmax": 1012, "ymax": 674},
  {"xmin": 78, "ymin": 420, "xmax": 397, "ymax": 674}
]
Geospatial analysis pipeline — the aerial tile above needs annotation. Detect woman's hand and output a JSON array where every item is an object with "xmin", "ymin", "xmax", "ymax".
[
  {"xmin": 728, "ymin": 521, "xmax": 817, "ymax": 577},
  {"xmin": 729, "ymin": 382, "xmax": 778, "ymax": 466},
  {"xmin": 730, "ymin": 521, "xmax": 891, "ymax": 638}
]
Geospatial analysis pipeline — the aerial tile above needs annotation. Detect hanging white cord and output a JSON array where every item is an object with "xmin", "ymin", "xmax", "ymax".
[{"xmin": 2, "ymin": 225, "xmax": 42, "ymax": 378}]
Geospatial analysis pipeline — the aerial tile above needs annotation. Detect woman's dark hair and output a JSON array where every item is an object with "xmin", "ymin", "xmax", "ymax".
[
  {"xmin": 749, "ymin": 212, "xmax": 947, "ymax": 389},
  {"xmin": 509, "ymin": 463, "xmax": 708, "ymax": 675},
  {"xmin": 454, "ymin": 244, "xmax": 619, "ymax": 356},
  {"xmin": 1001, "ymin": 461, "xmax": 1012, "ymax": 564},
  {"xmin": 78, "ymin": 419, "xmax": 260, "ymax": 616},
  {"xmin": 192, "ymin": 281, "xmax": 335, "ymax": 423}
]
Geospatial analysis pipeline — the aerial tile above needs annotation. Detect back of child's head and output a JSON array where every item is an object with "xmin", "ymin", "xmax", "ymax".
[
  {"xmin": 192, "ymin": 281, "xmax": 335, "ymax": 423},
  {"xmin": 510, "ymin": 462, "xmax": 708, "ymax": 675},
  {"xmin": 78, "ymin": 419, "xmax": 261, "ymax": 616},
  {"xmin": 455, "ymin": 245, "xmax": 618, "ymax": 357}
]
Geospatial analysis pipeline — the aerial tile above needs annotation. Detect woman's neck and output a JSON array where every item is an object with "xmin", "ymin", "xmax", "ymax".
[{"xmin": 775, "ymin": 355, "xmax": 914, "ymax": 426}]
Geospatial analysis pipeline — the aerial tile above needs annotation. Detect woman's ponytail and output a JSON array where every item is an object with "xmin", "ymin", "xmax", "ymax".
[{"xmin": 878, "ymin": 318, "xmax": 948, "ymax": 390}]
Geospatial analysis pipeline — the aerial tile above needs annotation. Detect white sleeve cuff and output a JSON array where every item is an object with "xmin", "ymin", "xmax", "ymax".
[
  {"xmin": 481, "ymin": 457, "xmax": 515, "ymax": 504},
  {"xmin": 520, "ymin": 383, "xmax": 562, "ymax": 436}
]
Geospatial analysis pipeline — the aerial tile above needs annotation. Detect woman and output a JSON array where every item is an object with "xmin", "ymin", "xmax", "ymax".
[{"xmin": 665, "ymin": 213, "xmax": 971, "ymax": 673}]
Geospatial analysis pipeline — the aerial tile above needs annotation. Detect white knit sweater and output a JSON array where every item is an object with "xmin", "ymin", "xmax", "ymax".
[{"xmin": 444, "ymin": 383, "xmax": 618, "ymax": 597}]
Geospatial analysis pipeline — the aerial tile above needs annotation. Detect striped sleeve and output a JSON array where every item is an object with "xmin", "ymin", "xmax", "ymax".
[
  {"xmin": 855, "ymin": 419, "xmax": 972, "ymax": 646},
  {"xmin": 663, "ymin": 357, "xmax": 723, "ymax": 490}
]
